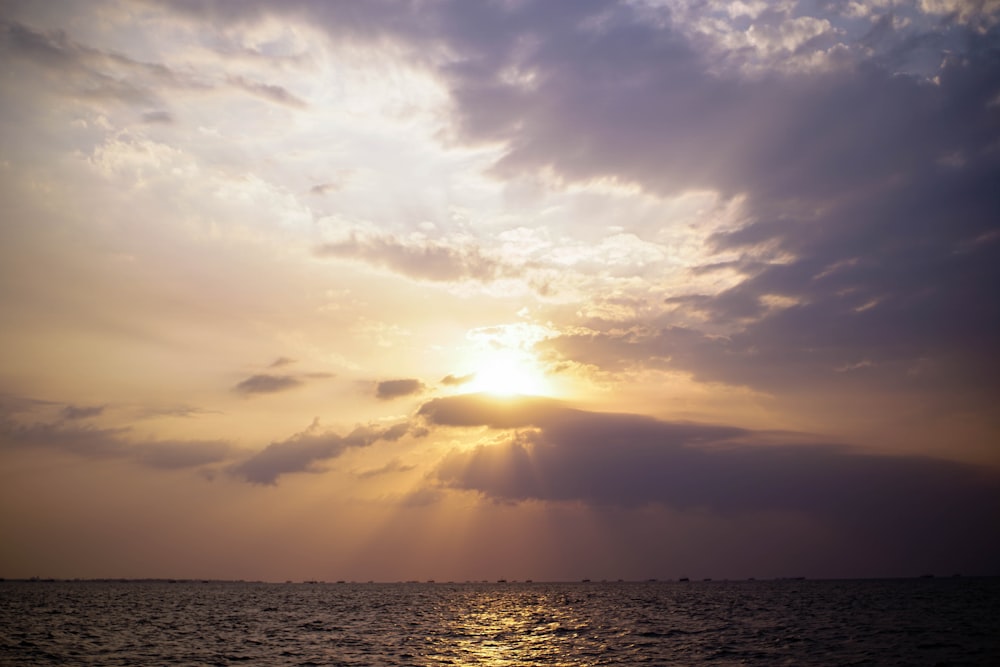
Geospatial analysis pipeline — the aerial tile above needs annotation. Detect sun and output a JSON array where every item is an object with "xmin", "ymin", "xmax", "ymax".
[{"xmin": 464, "ymin": 350, "xmax": 551, "ymax": 397}]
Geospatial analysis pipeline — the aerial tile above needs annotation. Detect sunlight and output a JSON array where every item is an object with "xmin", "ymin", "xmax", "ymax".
[{"xmin": 465, "ymin": 350, "xmax": 551, "ymax": 397}]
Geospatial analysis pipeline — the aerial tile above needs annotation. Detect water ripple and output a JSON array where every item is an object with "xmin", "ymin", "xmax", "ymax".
[{"xmin": 1, "ymin": 578, "xmax": 998, "ymax": 665}]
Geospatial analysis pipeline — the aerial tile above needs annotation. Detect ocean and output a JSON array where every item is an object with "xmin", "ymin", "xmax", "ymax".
[{"xmin": 1, "ymin": 577, "xmax": 998, "ymax": 666}]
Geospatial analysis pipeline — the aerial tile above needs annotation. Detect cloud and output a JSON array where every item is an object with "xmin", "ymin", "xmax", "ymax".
[
  {"xmin": 440, "ymin": 373, "xmax": 475, "ymax": 387},
  {"xmin": 423, "ymin": 396, "xmax": 1000, "ymax": 566},
  {"xmin": 140, "ymin": 109, "xmax": 174, "ymax": 124},
  {"xmin": 233, "ymin": 373, "xmax": 303, "ymax": 395},
  {"xmin": 0, "ymin": 406, "xmax": 233, "ymax": 472},
  {"xmin": 27, "ymin": 0, "xmax": 991, "ymax": 411},
  {"xmin": 1, "ymin": 395, "xmax": 408, "ymax": 485},
  {"xmin": 1, "ymin": 417, "xmax": 128, "ymax": 459},
  {"xmin": 376, "ymin": 378, "xmax": 425, "ymax": 401},
  {"xmin": 130, "ymin": 0, "xmax": 998, "ymax": 204},
  {"xmin": 541, "ymin": 139, "xmax": 1000, "ymax": 399},
  {"xmin": 135, "ymin": 405, "xmax": 217, "ymax": 419},
  {"xmin": 456, "ymin": 6, "xmax": 1000, "ymax": 416},
  {"xmin": 355, "ymin": 457, "xmax": 416, "ymax": 479},
  {"xmin": 128, "ymin": 439, "xmax": 234, "ymax": 470},
  {"xmin": 0, "ymin": 18, "xmax": 87, "ymax": 70},
  {"xmin": 419, "ymin": 393, "xmax": 574, "ymax": 430},
  {"xmin": 310, "ymin": 182, "xmax": 339, "ymax": 195},
  {"xmin": 228, "ymin": 74, "xmax": 307, "ymax": 108},
  {"xmin": 268, "ymin": 356, "xmax": 296, "ymax": 368},
  {"xmin": 59, "ymin": 404, "xmax": 104, "ymax": 420},
  {"xmin": 235, "ymin": 0, "xmax": 998, "ymax": 414},
  {"xmin": 1, "ymin": 16, "xmax": 306, "ymax": 118},
  {"xmin": 316, "ymin": 231, "xmax": 512, "ymax": 283},
  {"xmin": 0, "ymin": 18, "xmax": 193, "ymax": 106},
  {"xmin": 0, "ymin": 392, "xmax": 57, "ymax": 414},
  {"xmin": 231, "ymin": 418, "xmax": 410, "ymax": 485},
  {"xmin": 438, "ymin": 1, "xmax": 997, "ymax": 205}
]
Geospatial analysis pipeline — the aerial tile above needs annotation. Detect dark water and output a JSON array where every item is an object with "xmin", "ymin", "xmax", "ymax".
[{"xmin": 1, "ymin": 578, "xmax": 998, "ymax": 666}]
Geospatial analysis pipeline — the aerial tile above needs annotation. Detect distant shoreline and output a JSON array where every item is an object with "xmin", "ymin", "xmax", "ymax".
[{"xmin": 1, "ymin": 574, "xmax": 989, "ymax": 585}]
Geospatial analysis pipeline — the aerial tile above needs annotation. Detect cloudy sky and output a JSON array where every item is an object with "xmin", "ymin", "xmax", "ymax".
[{"xmin": 1, "ymin": 0, "xmax": 999, "ymax": 582}]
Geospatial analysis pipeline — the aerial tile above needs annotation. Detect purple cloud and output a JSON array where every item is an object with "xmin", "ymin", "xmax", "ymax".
[
  {"xmin": 59, "ymin": 404, "xmax": 105, "ymax": 420},
  {"xmin": 440, "ymin": 373, "xmax": 475, "ymax": 387},
  {"xmin": 1, "ymin": 403, "xmax": 233, "ymax": 471},
  {"xmin": 140, "ymin": 109, "xmax": 173, "ymax": 124},
  {"xmin": 421, "ymin": 395, "xmax": 1000, "ymax": 573},
  {"xmin": 375, "ymin": 378, "xmax": 425, "ymax": 400},
  {"xmin": 233, "ymin": 373, "xmax": 303, "ymax": 395},
  {"xmin": 317, "ymin": 232, "xmax": 511, "ymax": 283},
  {"xmin": 232, "ymin": 419, "xmax": 410, "ymax": 485},
  {"xmin": 228, "ymin": 74, "xmax": 306, "ymax": 108}
]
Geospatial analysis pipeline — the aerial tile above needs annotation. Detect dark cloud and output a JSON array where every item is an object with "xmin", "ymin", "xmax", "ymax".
[
  {"xmin": 309, "ymin": 169, "xmax": 353, "ymax": 196},
  {"xmin": 440, "ymin": 373, "xmax": 475, "ymax": 387},
  {"xmin": 108, "ymin": 1, "xmax": 1000, "ymax": 399},
  {"xmin": 0, "ymin": 18, "xmax": 191, "ymax": 105},
  {"xmin": 0, "ymin": 395, "xmax": 409, "ymax": 485},
  {"xmin": 231, "ymin": 418, "xmax": 410, "ymax": 485},
  {"xmin": 0, "ymin": 407, "xmax": 233, "ymax": 471},
  {"xmin": 129, "ymin": 439, "xmax": 233, "ymax": 470},
  {"xmin": 424, "ymin": 396, "xmax": 1000, "ymax": 572},
  {"xmin": 1, "ymin": 417, "xmax": 128, "ymax": 459},
  {"xmin": 421, "ymin": 2, "xmax": 1000, "ymax": 203},
  {"xmin": 0, "ymin": 393, "xmax": 58, "ymax": 418},
  {"xmin": 228, "ymin": 74, "xmax": 307, "ymax": 108},
  {"xmin": 153, "ymin": 0, "xmax": 424, "ymax": 45},
  {"xmin": 138, "ymin": 1, "xmax": 998, "ymax": 194},
  {"xmin": 317, "ymin": 232, "xmax": 512, "ymax": 283},
  {"xmin": 0, "ymin": 19, "xmax": 80, "ymax": 69},
  {"xmin": 426, "ymin": 2, "xmax": 997, "ymax": 408},
  {"xmin": 419, "ymin": 393, "xmax": 574, "ymax": 430},
  {"xmin": 375, "ymin": 378, "xmax": 425, "ymax": 400},
  {"xmin": 268, "ymin": 356, "xmax": 296, "ymax": 368},
  {"xmin": 59, "ymin": 404, "xmax": 104, "ymax": 420},
  {"xmin": 431, "ymin": 4, "xmax": 999, "ymax": 414},
  {"xmin": 4, "ymin": 0, "xmax": 993, "ymax": 414},
  {"xmin": 542, "ymin": 143, "xmax": 1000, "ymax": 400},
  {"xmin": 356, "ymin": 457, "xmax": 416, "ymax": 479},
  {"xmin": 310, "ymin": 182, "xmax": 339, "ymax": 195},
  {"xmin": 2, "ymin": 17, "xmax": 309, "ymax": 115},
  {"xmin": 379, "ymin": 421, "xmax": 411, "ymax": 441},
  {"xmin": 237, "ymin": 0, "xmax": 1000, "ymax": 413},
  {"xmin": 233, "ymin": 373, "xmax": 303, "ymax": 395},
  {"xmin": 140, "ymin": 109, "xmax": 174, "ymax": 124},
  {"xmin": 135, "ymin": 404, "xmax": 216, "ymax": 419}
]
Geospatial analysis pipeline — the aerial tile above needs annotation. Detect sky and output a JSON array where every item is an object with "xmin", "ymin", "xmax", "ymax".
[{"xmin": 1, "ymin": 0, "xmax": 999, "ymax": 583}]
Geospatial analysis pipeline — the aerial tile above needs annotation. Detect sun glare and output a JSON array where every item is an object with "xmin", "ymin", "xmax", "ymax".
[{"xmin": 465, "ymin": 351, "xmax": 551, "ymax": 397}]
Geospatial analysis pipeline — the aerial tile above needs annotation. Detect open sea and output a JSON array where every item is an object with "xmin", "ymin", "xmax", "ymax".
[{"xmin": 1, "ymin": 577, "xmax": 998, "ymax": 666}]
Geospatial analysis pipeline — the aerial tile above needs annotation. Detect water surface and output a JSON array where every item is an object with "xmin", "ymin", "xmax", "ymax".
[{"xmin": 2, "ymin": 578, "xmax": 997, "ymax": 665}]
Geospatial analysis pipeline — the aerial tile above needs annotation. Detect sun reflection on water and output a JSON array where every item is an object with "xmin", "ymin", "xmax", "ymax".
[{"xmin": 426, "ymin": 587, "xmax": 600, "ymax": 666}]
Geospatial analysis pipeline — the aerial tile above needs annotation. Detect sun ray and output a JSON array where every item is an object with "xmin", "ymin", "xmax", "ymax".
[{"xmin": 464, "ymin": 349, "xmax": 551, "ymax": 397}]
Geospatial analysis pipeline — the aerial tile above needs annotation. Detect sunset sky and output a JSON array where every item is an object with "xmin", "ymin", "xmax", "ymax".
[{"xmin": 2, "ymin": 0, "xmax": 999, "ymax": 582}]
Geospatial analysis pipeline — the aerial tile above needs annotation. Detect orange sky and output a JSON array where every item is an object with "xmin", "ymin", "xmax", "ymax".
[{"xmin": 1, "ymin": 0, "xmax": 999, "ymax": 581}]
